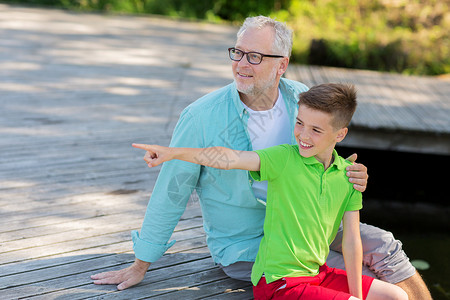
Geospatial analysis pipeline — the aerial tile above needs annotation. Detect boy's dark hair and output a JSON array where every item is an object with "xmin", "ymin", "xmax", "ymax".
[{"xmin": 298, "ymin": 83, "xmax": 357, "ymax": 129}]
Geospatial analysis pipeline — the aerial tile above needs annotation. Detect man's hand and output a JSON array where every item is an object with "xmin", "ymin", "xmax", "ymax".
[
  {"xmin": 345, "ymin": 153, "xmax": 369, "ymax": 192},
  {"xmin": 91, "ymin": 259, "xmax": 151, "ymax": 290}
]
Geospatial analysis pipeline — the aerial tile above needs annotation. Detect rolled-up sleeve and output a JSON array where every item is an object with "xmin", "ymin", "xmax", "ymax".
[
  {"xmin": 132, "ymin": 230, "xmax": 176, "ymax": 262},
  {"xmin": 133, "ymin": 109, "xmax": 202, "ymax": 262}
]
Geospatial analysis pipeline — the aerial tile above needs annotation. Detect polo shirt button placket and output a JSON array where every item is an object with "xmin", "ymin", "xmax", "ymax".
[
  {"xmin": 322, "ymin": 173, "xmax": 326, "ymax": 194},
  {"xmin": 319, "ymin": 172, "xmax": 326, "ymax": 204}
]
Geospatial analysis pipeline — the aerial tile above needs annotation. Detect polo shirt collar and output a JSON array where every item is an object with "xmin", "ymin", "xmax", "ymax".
[
  {"xmin": 302, "ymin": 149, "xmax": 346, "ymax": 171},
  {"xmin": 331, "ymin": 150, "xmax": 347, "ymax": 171}
]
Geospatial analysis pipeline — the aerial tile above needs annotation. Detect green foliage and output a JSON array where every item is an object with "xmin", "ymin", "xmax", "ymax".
[
  {"xmin": 5, "ymin": 0, "xmax": 283, "ymax": 20},
  {"xmin": 273, "ymin": 0, "xmax": 449, "ymax": 75},
  {"xmin": 5, "ymin": 0, "xmax": 449, "ymax": 75}
]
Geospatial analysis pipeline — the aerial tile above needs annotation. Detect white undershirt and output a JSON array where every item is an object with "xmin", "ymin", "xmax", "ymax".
[{"xmin": 243, "ymin": 89, "xmax": 291, "ymax": 201}]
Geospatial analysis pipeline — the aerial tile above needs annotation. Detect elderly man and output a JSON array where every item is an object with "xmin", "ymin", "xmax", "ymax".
[{"xmin": 92, "ymin": 16, "xmax": 431, "ymax": 299}]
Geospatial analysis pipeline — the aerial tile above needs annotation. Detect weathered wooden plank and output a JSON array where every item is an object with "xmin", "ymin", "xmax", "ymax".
[
  {"xmin": 0, "ymin": 223, "xmax": 205, "ymax": 266},
  {"xmin": 143, "ymin": 277, "xmax": 253, "ymax": 300},
  {"xmin": 1, "ymin": 235, "xmax": 209, "ymax": 289},
  {"xmin": 312, "ymin": 66, "xmax": 393, "ymax": 129},
  {"xmin": 391, "ymin": 75, "xmax": 449, "ymax": 132},
  {"xmin": 2, "ymin": 199, "xmax": 199, "ymax": 244},
  {"xmin": 0, "ymin": 150, "xmax": 147, "ymax": 172},
  {"xmin": 18, "ymin": 267, "xmax": 222, "ymax": 300},
  {"xmin": 285, "ymin": 64, "xmax": 450, "ymax": 136},
  {"xmin": 0, "ymin": 179, "xmax": 154, "ymax": 207},
  {"xmin": 1, "ymin": 212, "xmax": 202, "ymax": 253},
  {"xmin": 1, "ymin": 251, "xmax": 214, "ymax": 299},
  {"xmin": 0, "ymin": 197, "xmax": 143, "ymax": 223},
  {"xmin": 285, "ymin": 64, "xmax": 316, "ymax": 87},
  {"xmin": 202, "ymin": 285, "xmax": 254, "ymax": 300},
  {"xmin": 0, "ymin": 223, "xmax": 205, "ymax": 279},
  {"xmin": 0, "ymin": 208, "xmax": 200, "ymax": 245},
  {"xmin": 284, "ymin": 65, "xmax": 450, "ymax": 155},
  {"xmin": 0, "ymin": 204, "xmax": 144, "ymax": 232},
  {"xmin": 90, "ymin": 268, "xmax": 230, "ymax": 300},
  {"xmin": 0, "ymin": 244, "xmax": 133, "ymax": 278},
  {"xmin": 0, "ymin": 193, "xmax": 200, "ymax": 238},
  {"xmin": 0, "ymin": 159, "xmax": 159, "ymax": 185},
  {"xmin": 0, "ymin": 188, "xmax": 146, "ymax": 212}
]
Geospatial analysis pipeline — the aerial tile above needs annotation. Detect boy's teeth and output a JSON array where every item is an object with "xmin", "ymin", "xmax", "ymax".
[{"xmin": 300, "ymin": 141, "xmax": 312, "ymax": 148}]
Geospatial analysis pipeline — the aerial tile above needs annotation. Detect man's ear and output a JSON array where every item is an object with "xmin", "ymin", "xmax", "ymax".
[
  {"xmin": 278, "ymin": 57, "xmax": 289, "ymax": 76},
  {"xmin": 336, "ymin": 127, "xmax": 348, "ymax": 143}
]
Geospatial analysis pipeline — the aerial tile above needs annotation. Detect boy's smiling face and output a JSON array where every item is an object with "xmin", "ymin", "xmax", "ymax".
[{"xmin": 294, "ymin": 104, "xmax": 348, "ymax": 168}]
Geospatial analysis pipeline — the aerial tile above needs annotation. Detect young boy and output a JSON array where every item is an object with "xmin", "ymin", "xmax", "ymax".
[{"xmin": 132, "ymin": 83, "xmax": 408, "ymax": 300}]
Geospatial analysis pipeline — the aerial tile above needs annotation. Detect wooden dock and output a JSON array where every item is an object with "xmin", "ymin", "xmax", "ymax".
[
  {"xmin": 1, "ymin": 4, "xmax": 448, "ymax": 300},
  {"xmin": 0, "ymin": 4, "xmax": 253, "ymax": 299}
]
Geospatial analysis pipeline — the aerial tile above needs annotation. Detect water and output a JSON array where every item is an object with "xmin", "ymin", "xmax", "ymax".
[{"xmin": 336, "ymin": 146, "xmax": 450, "ymax": 299}]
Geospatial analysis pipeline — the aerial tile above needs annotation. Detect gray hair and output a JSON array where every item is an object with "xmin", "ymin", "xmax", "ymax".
[{"xmin": 237, "ymin": 16, "xmax": 293, "ymax": 57}]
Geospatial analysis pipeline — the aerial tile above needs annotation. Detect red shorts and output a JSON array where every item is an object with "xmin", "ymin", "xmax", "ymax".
[{"xmin": 253, "ymin": 264, "xmax": 375, "ymax": 300}]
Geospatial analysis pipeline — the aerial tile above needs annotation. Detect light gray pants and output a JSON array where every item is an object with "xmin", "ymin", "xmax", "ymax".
[{"xmin": 220, "ymin": 222, "xmax": 416, "ymax": 284}]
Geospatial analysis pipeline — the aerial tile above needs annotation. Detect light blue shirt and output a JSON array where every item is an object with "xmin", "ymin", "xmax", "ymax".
[{"xmin": 132, "ymin": 78, "xmax": 309, "ymax": 266}]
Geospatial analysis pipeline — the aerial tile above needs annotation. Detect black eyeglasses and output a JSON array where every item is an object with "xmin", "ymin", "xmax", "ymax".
[{"xmin": 228, "ymin": 47, "xmax": 284, "ymax": 65}]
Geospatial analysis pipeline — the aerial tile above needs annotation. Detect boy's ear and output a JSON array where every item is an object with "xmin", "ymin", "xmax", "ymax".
[{"xmin": 336, "ymin": 127, "xmax": 348, "ymax": 143}]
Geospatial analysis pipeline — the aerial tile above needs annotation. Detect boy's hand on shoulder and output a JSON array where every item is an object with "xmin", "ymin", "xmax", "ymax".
[
  {"xmin": 132, "ymin": 143, "xmax": 171, "ymax": 168},
  {"xmin": 345, "ymin": 153, "xmax": 369, "ymax": 193}
]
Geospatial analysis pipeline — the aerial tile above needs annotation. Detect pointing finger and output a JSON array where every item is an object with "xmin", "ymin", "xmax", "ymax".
[{"xmin": 132, "ymin": 143, "xmax": 153, "ymax": 150}]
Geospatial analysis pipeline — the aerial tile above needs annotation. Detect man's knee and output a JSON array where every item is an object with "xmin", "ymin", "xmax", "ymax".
[
  {"xmin": 358, "ymin": 223, "xmax": 416, "ymax": 284},
  {"xmin": 395, "ymin": 271, "xmax": 432, "ymax": 300}
]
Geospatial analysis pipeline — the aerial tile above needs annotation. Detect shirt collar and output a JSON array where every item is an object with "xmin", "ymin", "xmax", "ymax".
[
  {"xmin": 302, "ymin": 149, "xmax": 346, "ymax": 171},
  {"xmin": 331, "ymin": 150, "xmax": 347, "ymax": 171},
  {"xmin": 230, "ymin": 81, "xmax": 247, "ymax": 119},
  {"xmin": 279, "ymin": 78, "xmax": 299, "ymax": 106}
]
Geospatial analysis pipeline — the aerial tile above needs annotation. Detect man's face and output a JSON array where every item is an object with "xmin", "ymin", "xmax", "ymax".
[
  {"xmin": 232, "ymin": 26, "xmax": 285, "ymax": 99},
  {"xmin": 294, "ymin": 104, "xmax": 347, "ymax": 165}
]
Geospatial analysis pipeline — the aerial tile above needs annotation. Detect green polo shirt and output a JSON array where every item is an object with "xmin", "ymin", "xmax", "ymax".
[{"xmin": 250, "ymin": 144, "xmax": 362, "ymax": 285}]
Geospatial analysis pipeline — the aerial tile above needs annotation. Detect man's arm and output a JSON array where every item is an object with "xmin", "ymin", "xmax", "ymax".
[
  {"xmin": 342, "ymin": 210, "xmax": 363, "ymax": 299},
  {"xmin": 345, "ymin": 153, "xmax": 369, "ymax": 192},
  {"xmin": 132, "ymin": 144, "xmax": 261, "ymax": 171}
]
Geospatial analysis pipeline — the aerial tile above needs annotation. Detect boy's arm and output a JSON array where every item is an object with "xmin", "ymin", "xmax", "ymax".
[
  {"xmin": 342, "ymin": 210, "xmax": 363, "ymax": 299},
  {"xmin": 132, "ymin": 143, "xmax": 261, "ymax": 171}
]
